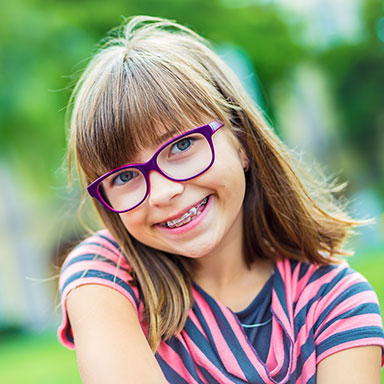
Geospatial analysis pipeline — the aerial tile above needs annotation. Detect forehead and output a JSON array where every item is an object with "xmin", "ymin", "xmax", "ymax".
[
  {"xmin": 156, "ymin": 119, "xmax": 212, "ymax": 142},
  {"xmin": 130, "ymin": 119, "xmax": 213, "ymax": 163}
]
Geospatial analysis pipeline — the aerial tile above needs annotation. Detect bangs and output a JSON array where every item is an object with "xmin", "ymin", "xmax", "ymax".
[{"xmin": 73, "ymin": 46, "xmax": 230, "ymax": 182}]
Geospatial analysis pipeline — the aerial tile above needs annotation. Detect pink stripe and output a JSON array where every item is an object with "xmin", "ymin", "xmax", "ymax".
[
  {"xmin": 290, "ymin": 314, "xmax": 321, "ymax": 375},
  {"xmin": 90, "ymin": 229, "xmax": 116, "ymax": 245},
  {"xmin": 296, "ymin": 296, "xmax": 318, "ymax": 340},
  {"xmin": 289, "ymin": 261, "xmax": 302, "ymax": 302},
  {"xmin": 266, "ymin": 319, "xmax": 287, "ymax": 376},
  {"xmin": 192, "ymin": 288, "xmax": 247, "ymax": 380},
  {"xmin": 188, "ymin": 308, "xmax": 209, "ymax": 339},
  {"xmin": 83, "ymin": 235, "xmax": 119, "ymax": 250},
  {"xmin": 280, "ymin": 259, "xmax": 295, "ymax": 322},
  {"xmin": 313, "ymin": 284, "xmax": 377, "ymax": 337},
  {"xmin": 61, "ymin": 229, "xmax": 123, "ymax": 260},
  {"xmin": 316, "ymin": 338, "xmax": 384, "ymax": 366},
  {"xmin": 314, "ymin": 289, "xmax": 379, "ymax": 336},
  {"xmin": 57, "ymin": 324, "xmax": 75, "ymax": 349},
  {"xmin": 265, "ymin": 318, "xmax": 279, "ymax": 370},
  {"xmin": 194, "ymin": 363, "xmax": 209, "ymax": 384},
  {"xmin": 296, "ymin": 267, "xmax": 345, "ymax": 313},
  {"xmin": 294, "ymin": 291, "xmax": 377, "ymax": 348},
  {"xmin": 315, "ymin": 287, "xmax": 381, "ymax": 337},
  {"xmin": 316, "ymin": 268, "xmax": 365, "ymax": 306},
  {"xmin": 67, "ymin": 231, "xmax": 114, "ymax": 251},
  {"xmin": 62, "ymin": 275, "xmax": 138, "ymax": 311},
  {"xmin": 294, "ymin": 263, "xmax": 346, "ymax": 315},
  {"xmin": 315, "ymin": 313, "xmax": 383, "ymax": 344},
  {"xmin": 295, "ymin": 263, "xmax": 317, "ymax": 298},
  {"xmin": 157, "ymin": 342, "xmax": 200, "ymax": 384},
  {"xmin": 271, "ymin": 289, "xmax": 292, "ymax": 336},
  {"xmin": 62, "ymin": 242, "xmax": 124, "ymax": 267},
  {"xmin": 324, "ymin": 274, "xmax": 369, "ymax": 303},
  {"xmin": 293, "ymin": 308, "xmax": 319, "ymax": 367},
  {"xmin": 295, "ymin": 350, "xmax": 316, "ymax": 384},
  {"xmin": 59, "ymin": 259, "xmax": 133, "ymax": 291},
  {"xmin": 267, "ymin": 260, "xmax": 296, "ymax": 380},
  {"xmin": 294, "ymin": 273, "xmax": 375, "ymax": 343},
  {"xmin": 182, "ymin": 330, "xmax": 237, "ymax": 384}
]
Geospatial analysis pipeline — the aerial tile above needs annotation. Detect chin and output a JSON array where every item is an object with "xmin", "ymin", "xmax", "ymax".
[{"xmin": 177, "ymin": 242, "xmax": 216, "ymax": 259}]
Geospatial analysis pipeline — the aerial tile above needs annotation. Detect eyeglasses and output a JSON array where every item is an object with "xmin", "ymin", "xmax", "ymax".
[{"xmin": 87, "ymin": 121, "xmax": 224, "ymax": 213}]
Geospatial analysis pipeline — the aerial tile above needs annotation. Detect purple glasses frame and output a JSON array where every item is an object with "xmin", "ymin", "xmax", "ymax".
[{"xmin": 87, "ymin": 120, "xmax": 224, "ymax": 213}]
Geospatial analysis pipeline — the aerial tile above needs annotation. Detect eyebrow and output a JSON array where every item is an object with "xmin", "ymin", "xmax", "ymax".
[{"xmin": 158, "ymin": 129, "xmax": 177, "ymax": 143}]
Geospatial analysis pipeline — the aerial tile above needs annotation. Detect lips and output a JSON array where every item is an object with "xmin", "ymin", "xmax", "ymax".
[{"xmin": 158, "ymin": 196, "xmax": 209, "ymax": 228}]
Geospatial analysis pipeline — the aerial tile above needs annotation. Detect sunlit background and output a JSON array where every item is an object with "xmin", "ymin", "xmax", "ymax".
[{"xmin": 1, "ymin": 0, "xmax": 383, "ymax": 382}]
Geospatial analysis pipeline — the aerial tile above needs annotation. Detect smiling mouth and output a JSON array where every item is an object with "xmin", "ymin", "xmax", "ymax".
[{"xmin": 158, "ymin": 196, "xmax": 209, "ymax": 229}]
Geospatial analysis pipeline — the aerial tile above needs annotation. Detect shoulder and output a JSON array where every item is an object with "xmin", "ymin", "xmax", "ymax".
[
  {"xmin": 275, "ymin": 258, "xmax": 384, "ymax": 366},
  {"xmin": 58, "ymin": 229, "xmax": 141, "ymax": 349},
  {"xmin": 275, "ymin": 257, "xmax": 373, "ymax": 301},
  {"xmin": 59, "ymin": 229, "xmax": 133, "ymax": 289},
  {"xmin": 60, "ymin": 229, "xmax": 128, "ymax": 271},
  {"xmin": 59, "ymin": 229, "xmax": 136, "ymax": 297},
  {"xmin": 274, "ymin": 257, "xmax": 383, "ymax": 333}
]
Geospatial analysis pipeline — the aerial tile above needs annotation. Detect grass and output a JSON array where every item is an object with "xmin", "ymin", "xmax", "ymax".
[
  {"xmin": 343, "ymin": 251, "xmax": 384, "ymax": 381},
  {"xmin": 348, "ymin": 251, "xmax": 384, "ymax": 316},
  {"xmin": 0, "ymin": 331, "xmax": 81, "ymax": 384},
  {"xmin": 0, "ymin": 252, "xmax": 383, "ymax": 383}
]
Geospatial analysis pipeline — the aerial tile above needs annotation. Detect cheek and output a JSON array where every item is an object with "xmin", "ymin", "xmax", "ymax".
[
  {"xmin": 119, "ymin": 210, "xmax": 147, "ymax": 237},
  {"xmin": 211, "ymin": 151, "xmax": 246, "ymax": 192}
]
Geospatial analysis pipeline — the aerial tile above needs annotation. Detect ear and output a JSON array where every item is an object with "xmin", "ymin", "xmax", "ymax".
[{"xmin": 239, "ymin": 147, "xmax": 249, "ymax": 171}]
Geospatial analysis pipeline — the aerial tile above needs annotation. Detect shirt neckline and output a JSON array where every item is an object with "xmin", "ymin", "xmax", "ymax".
[
  {"xmin": 234, "ymin": 271, "xmax": 274, "ymax": 317},
  {"xmin": 192, "ymin": 263, "xmax": 276, "ymax": 315}
]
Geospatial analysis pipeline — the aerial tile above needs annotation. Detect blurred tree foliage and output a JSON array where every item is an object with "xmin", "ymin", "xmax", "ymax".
[
  {"xmin": 0, "ymin": 0, "xmax": 382, "ymax": 201},
  {"xmin": 318, "ymin": 0, "xmax": 384, "ymax": 194}
]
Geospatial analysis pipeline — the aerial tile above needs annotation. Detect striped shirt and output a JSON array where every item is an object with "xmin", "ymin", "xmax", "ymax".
[{"xmin": 58, "ymin": 230, "xmax": 384, "ymax": 383}]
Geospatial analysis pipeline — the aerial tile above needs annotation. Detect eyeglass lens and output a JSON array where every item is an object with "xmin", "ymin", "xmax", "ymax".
[{"xmin": 98, "ymin": 132, "xmax": 212, "ymax": 211}]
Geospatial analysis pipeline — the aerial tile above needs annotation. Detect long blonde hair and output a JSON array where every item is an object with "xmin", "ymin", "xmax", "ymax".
[{"xmin": 67, "ymin": 16, "xmax": 362, "ymax": 352}]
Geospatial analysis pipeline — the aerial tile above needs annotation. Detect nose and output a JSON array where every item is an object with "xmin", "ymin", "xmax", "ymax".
[{"xmin": 147, "ymin": 171, "xmax": 184, "ymax": 207}]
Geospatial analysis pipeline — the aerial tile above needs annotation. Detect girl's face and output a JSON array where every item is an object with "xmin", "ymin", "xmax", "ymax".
[{"xmin": 118, "ymin": 121, "xmax": 248, "ymax": 260}]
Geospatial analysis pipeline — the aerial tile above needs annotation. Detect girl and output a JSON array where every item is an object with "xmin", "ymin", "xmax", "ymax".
[{"xmin": 58, "ymin": 16, "xmax": 384, "ymax": 383}]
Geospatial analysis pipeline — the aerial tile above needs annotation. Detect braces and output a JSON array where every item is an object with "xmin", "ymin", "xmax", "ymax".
[{"xmin": 165, "ymin": 197, "xmax": 208, "ymax": 228}]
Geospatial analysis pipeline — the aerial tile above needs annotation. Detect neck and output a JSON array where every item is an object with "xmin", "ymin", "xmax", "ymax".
[
  {"xmin": 192, "ymin": 217, "xmax": 248, "ymax": 289},
  {"xmin": 190, "ymin": 210, "xmax": 275, "ymax": 307}
]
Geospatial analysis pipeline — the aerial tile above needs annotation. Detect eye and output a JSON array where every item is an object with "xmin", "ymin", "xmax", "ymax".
[
  {"xmin": 112, "ymin": 170, "xmax": 138, "ymax": 186},
  {"xmin": 169, "ymin": 137, "xmax": 195, "ymax": 155}
]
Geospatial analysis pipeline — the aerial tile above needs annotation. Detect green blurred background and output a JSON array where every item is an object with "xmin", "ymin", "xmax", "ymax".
[{"xmin": 0, "ymin": 0, "xmax": 383, "ymax": 382}]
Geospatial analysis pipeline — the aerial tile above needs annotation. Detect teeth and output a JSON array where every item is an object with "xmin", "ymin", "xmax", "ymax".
[{"xmin": 163, "ymin": 196, "xmax": 209, "ymax": 228}]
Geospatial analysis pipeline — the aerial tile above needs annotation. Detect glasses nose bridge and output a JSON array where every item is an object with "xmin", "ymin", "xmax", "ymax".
[
  {"xmin": 141, "ymin": 150, "xmax": 169, "ymax": 182},
  {"xmin": 142, "ymin": 152, "xmax": 179, "ymax": 203},
  {"xmin": 145, "ymin": 161, "xmax": 185, "ymax": 207}
]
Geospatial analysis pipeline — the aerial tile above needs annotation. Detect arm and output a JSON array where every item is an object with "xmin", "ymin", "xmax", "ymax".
[
  {"xmin": 66, "ymin": 284, "xmax": 168, "ymax": 384},
  {"xmin": 317, "ymin": 345, "xmax": 382, "ymax": 384}
]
